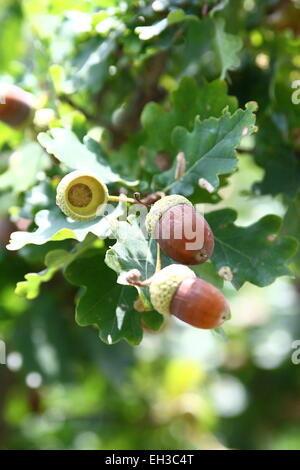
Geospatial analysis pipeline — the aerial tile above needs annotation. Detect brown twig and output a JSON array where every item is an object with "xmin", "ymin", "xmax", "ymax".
[
  {"xmin": 134, "ymin": 192, "xmax": 152, "ymax": 207},
  {"xmin": 113, "ymin": 51, "xmax": 168, "ymax": 145},
  {"xmin": 60, "ymin": 50, "xmax": 167, "ymax": 149}
]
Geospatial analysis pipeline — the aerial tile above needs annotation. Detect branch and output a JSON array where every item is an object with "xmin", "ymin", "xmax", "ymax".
[
  {"xmin": 113, "ymin": 51, "xmax": 168, "ymax": 145},
  {"xmin": 59, "ymin": 51, "xmax": 167, "ymax": 148},
  {"xmin": 58, "ymin": 94, "xmax": 115, "ymax": 133}
]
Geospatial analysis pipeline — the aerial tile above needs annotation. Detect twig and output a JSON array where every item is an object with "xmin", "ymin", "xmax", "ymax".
[
  {"xmin": 58, "ymin": 94, "xmax": 115, "ymax": 132},
  {"xmin": 113, "ymin": 51, "xmax": 168, "ymax": 143},
  {"xmin": 134, "ymin": 192, "xmax": 152, "ymax": 207}
]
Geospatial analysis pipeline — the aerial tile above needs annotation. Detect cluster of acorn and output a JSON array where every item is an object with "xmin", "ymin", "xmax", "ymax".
[
  {"xmin": 144, "ymin": 195, "xmax": 230, "ymax": 330},
  {"xmin": 0, "ymin": 84, "xmax": 230, "ymax": 331},
  {"xmin": 54, "ymin": 170, "xmax": 230, "ymax": 331}
]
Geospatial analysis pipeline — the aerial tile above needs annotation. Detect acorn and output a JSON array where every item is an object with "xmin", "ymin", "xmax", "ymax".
[
  {"xmin": 149, "ymin": 264, "xmax": 230, "ymax": 329},
  {"xmin": 0, "ymin": 84, "xmax": 36, "ymax": 128},
  {"xmin": 56, "ymin": 170, "xmax": 109, "ymax": 221},
  {"xmin": 146, "ymin": 195, "xmax": 214, "ymax": 265}
]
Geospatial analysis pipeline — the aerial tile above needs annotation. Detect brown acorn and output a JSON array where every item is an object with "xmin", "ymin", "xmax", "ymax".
[
  {"xmin": 149, "ymin": 264, "xmax": 230, "ymax": 329},
  {"xmin": 0, "ymin": 84, "xmax": 36, "ymax": 128},
  {"xmin": 146, "ymin": 195, "xmax": 214, "ymax": 265}
]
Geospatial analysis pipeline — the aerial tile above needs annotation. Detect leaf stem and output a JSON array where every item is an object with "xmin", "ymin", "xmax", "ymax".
[
  {"xmin": 155, "ymin": 244, "xmax": 162, "ymax": 273},
  {"xmin": 108, "ymin": 195, "xmax": 136, "ymax": 204}
]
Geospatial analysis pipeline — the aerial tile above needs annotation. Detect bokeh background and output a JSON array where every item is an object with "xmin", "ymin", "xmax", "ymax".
[{"xmin": 1, "ymin": 0, "xmax": 300, "ymax": 450}]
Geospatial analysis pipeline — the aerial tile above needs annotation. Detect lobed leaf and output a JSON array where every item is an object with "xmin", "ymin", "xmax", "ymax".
[
  {"xmin": 155, "ymin": 102, "xmax": 257, "ymax": 197},
  {"xmin": 38, "ymin": 128, "xmax": 138, "ymax": 186},
  {"xmin": 15, "ymin": 234, "xmax": 95, "ymax": 299},
  {"xmin": 0, "ymin": 142, "xmax": 50, "ymax": 194},
  {"xmin": 65, "ymin": 250, "xmax": 143, "ymax": 345},
  {"xmin": 141, "ymin": 77, "xmax": 238, "ymax": 156},
  {"xmin": 7, "ymin": 203, "xmax": 124, "ymax": 251},
  {"xmin": 206, "ymin": 209, "xmax": 298, "ymax": 289}
]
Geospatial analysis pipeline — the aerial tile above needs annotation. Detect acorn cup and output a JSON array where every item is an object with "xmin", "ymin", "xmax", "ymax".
[
  {"xmin": 146, "ymin": 195, "xmax": 214, "ymax": 265},
  {"xmin": 56, "ymin": 171, "xmax": 109, "ymax": 222},
  {"xmin": 56, "ymin": 170, "xmax": 137, "ymax": 222}
]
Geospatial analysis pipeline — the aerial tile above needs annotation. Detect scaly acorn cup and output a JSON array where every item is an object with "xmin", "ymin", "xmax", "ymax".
[
  {"xmin": 56, "ymin": 170, "xmax": 109, "ymax": 222},
  {"xmin": 146, "ymin": 194, "xmax": 214, "ymax": 265},
  {"xmin": 149, "ymin": 264, "xmax": 230, "ymax": 329},
  {"xmin": 0, "ymin": 84, "xmax": 36, "ymax": 128}
]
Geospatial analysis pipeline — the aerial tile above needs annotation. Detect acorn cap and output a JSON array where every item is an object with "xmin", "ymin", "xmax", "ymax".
[
  {"xmin": 56, "ymin": 170, "xmax": 109, "ymax": 222},
  {"xmin": 146, "ymin": 195, "xmax": 193, "ymax": 238},
  {"xmin": 149, "ymin": 264, "xmax": 196, "ymax": 315}
]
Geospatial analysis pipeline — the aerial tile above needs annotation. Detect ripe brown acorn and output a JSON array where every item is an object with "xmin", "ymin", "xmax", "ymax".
[
  {"xmin": 146, "ymin": 195, "xmax": 214, "ymax": 265},
  {"xmin": 0, "ymin": 84, "xmax": 36, "ymax": 128},
  {"xmin": 149, "ymin": 264, "xmax": 230, "ymax": 329}
]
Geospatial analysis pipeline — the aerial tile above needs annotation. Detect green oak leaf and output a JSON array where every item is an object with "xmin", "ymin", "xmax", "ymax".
[
  {"xmin": 192, "ymin": 262, "xmax": 224, "ymax": 289},
  {"xmin": 209, "ymin": 0, "xmax": 229, "ymax": 16},
  {"xmin": 135, "ymin": 9, "xmax": 196, "ymax": 40},
  {"xmin": 105, "ymin": 215, "xmax": 156, "ymax": 286},
  {"xmin": 206, "ymin": 209, "xmax": 298, "ymax": 289},
  {"xmin": 271, "ymin": 44, "xmax": 300, "ymax": 130},
  {"xmin": 15, "ymin": 234, "xmax": 96, "ymax": 299},
  {"xmin": 182, "ymin": 16, "xmax": 242, "ymax": 80},
  {"xmin": 105, "ymin": 217, "xmax": 158, "ymax": 309},
  {"xmin": 167, "ymin": 9, "xmax": 189, "ymax": 25},
  {"xmin": 110, "ymin": 131, "xmax": 146, "ymax": 177},
  {"xmin": 167, "ymin": 2, "xmax": 230, "ymax": 23},
  {"xmin": 16, "ymin": 266, "xmax": 56, "ymax": 300},
  {"xmin": 213, "ymin": 17, "xmax": 242, "ymax": 79},
  {"xmin": 0, "ymin": 142, "xmax": 50, "ymax": 194},
  {"xmin": 7, "ymin": 203, "xmax": 124, "ymax": 251},
  {"xmin": 141, "ymin": 77, "xmax": 238, "ymax": 155},
  {"xmin": 64, "ymin": 249, "xmax": 143, "ymax": 345},
  {"xmin": 138, "ymin": 9, "xmax": 239, "ymax": 80},
  {"xmin": 155, "ymin": 102, "xmax": 257, "ymax": 197},
  {"xmin": 37, "ymin": 128, "xmax": 138, "ymax": 186},
  {"xmin": 281, "ymin": 192, "xmax": 300, "ymax": 275},
  {"xmin": 71, "ymin": 35, "xmax": 117, "ymax": 93},
  {"xmin": 0, "ymin": 121, "xmax": 23, "ymax": 153},
  {"xmin": 253, "ymin": 116, "xmax": 300, "ymax": 198},
  {"xmin": 105, "ymin": 215, "xmax": 168, "ymax": 329}
]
